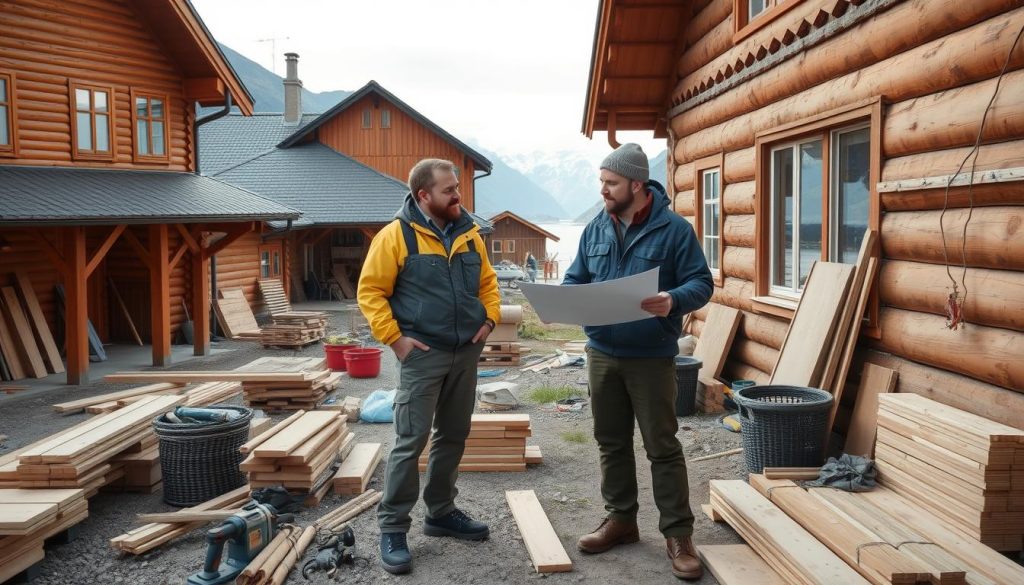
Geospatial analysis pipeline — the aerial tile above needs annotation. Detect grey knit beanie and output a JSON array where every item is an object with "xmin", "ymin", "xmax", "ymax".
[{"xmin": 600, "ymin": 143, "xmax": 649, "ymax": 183}]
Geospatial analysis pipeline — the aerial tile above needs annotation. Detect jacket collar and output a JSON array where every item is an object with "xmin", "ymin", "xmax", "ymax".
[
  {"xmin": 597, "ymin": 180, "xmax": 671, "ymax": 233},
  {"xmin": 395, "ymin": 192, "xmax": 475, "ymax": 238}
]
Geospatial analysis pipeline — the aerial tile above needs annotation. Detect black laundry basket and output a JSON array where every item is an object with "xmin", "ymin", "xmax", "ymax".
[
  {"xmin": 673, "ymin": 357, "xmax": 702, "ymax": 416},
  {"xmin": 733, "ymin": 385, "xmax": 832, "ymax": 473},
  {"xmin": 153, "ymin": 404, "xmax": 253, "ymax": 506}
]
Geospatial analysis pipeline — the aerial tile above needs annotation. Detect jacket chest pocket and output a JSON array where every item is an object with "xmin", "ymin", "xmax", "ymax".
[
  {"xmin": 586, "ymin": 242, "xmax": 613, "ymax": 279},
  {"xmin": 458, "ymin": 252, "xmax": 482, "ymax": 296},
  {"xmin": 634, "ymin": 246, "xmax": 667, "ymax": 273}
]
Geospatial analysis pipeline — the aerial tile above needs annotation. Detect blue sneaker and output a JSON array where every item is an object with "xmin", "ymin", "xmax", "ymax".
[
  {"xmin": 379, "ymin": 532, "xmax": 412, "ymax": 574},
  {"xmin": 423, "ymin": 508, "xmax": 489, "ymax": 540}
]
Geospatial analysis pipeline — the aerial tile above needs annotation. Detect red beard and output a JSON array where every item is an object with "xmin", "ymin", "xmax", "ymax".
[{"xmin": 428, "ymin": 198, "xmax": 462, "ymax": 222}]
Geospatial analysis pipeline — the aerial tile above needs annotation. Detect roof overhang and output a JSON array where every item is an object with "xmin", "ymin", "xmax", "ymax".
[
  {"xmin": 488, "ymin": 211, "xmax": 560, "ymax": 241},
  {"xmin": 582, "ymin": 0, "xmax": 692, "ymax": 144}
]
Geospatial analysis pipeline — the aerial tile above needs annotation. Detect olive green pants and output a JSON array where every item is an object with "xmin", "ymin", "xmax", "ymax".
[
  {"xmin": 378, "ymin": 342, "xmax": 484, "ymax": 533},
  {"xmin": 587, "ymin": 347, "xmax": 695, "ymax": 537}
]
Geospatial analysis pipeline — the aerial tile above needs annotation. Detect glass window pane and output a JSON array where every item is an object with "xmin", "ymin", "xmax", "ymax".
[
  {"xmin": 834, "ymin": 127, "xmax": 870, "ymax": 264},
  {"xmin": 0, "ymin": 78, "xmax": 7, "ymax": 100},
  {"xmin": 750, "ymin": 0, "xmax": 766, "ymax": 18},
  {"xmin": 136, "ymin": 96, "xmax": 148, "ymax": 118},
  {"xmin": 76, "ymin": 112, "xmax": 91, "ymax": 150},
  {"xmin": 703, "ymin": 200, "xmax": 712, "ymax": 239},
  {"xmin": 711, "ymin": 202, "xmax": 719, "ymax": 237},
  {"xmin": 136, "ymin": 120, "xmax": 149, "ymax": 155},
  {"xmin": 0, "ymin": 105, "xmax": 8, "ymax": 145},
  {"xmin": 95, "ymin": 114, "xmax": 109, "ymax": 151},
  {"xmin": 772, "ymin": 148, "xmax": 794, "ymax": 289},
  {"xmin": 710, "ymin": 237, "xmax": 719, "ymax": 270},
  {"xmin": 272, "ymin": 252, "xmax": 280, "ymax": 275},
  {"xmin": 75, "ymin": 88, "xmax": 90, "ymax": 111},
  {"xmin": 151, "ymin": 121, "xmax": 164, "ymax": 155},
  {"xmin": 94, "ymin": 91, "xmax": 107, "ymax": 113},
  {"xmin": 381, "ymin": 109, "xmax": 390, "ymax": 128},
  {"xmin": 798, "ymin": 140, "xmax": 823, "ymax": 288},
  {"xmin": 362, "ymin": 109, "xmax": 371, "ymax": 128},
  {"xmin": 151, "ymin": 99, "xmax": 163, "ymax": 119},
  {"xmin": 260, "ymin": 252, "xmax": 270, "ymax": 278}
]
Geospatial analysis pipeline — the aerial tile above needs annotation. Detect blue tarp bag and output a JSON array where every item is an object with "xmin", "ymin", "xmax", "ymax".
[{"xmin": 360, "ymin": 389, "xmax": 397, "ymax": 423}]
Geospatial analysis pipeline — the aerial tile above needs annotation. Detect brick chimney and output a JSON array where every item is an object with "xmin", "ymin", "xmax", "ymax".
[{"xmin": 283, "ymin": 52, "xmax": 302, "ymax": 125}]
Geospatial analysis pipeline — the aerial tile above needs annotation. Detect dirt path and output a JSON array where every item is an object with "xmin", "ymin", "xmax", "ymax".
[{"xmin": 0, "ymin": 299, "xmax": 744, "ymax": 584}]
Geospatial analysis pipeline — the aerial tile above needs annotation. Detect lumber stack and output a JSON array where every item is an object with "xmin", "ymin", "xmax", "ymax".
[
  {"xmin": 0, "ymin": 489, "xmax": 89, "ymax": 582},
  {"xmin": 479, "ymin": 305, "xmax": 525, "ymax": 365},
  {"xmin": 332, "ymin": 443, "xmax": 383, "ymax": 495},
  {"xmin": 235, "ymin": 357, "xmax": 341, "ymax": 411},
  {"xmin": 261, "ymin": 312, "xmax": 328, "ymax": 348},
  {"xmin": 875, "ymin": 393, "xmax": 1024, "ymax": 551},
  {"xmin": 417, "ymin": 414, "xmax": 539, "ymax": 472},
  {"xmin": 239, "ymin": 411, "xmax": 353, "ymax": 505},
  {"xmin": 479, "ymin": 341, "xmax": 523, "ymax": 366},
  {"xmin": 10, "ymin": 395, "xmax": 183, "ymax": 493},
  {"xmin": 0, "ymin": 273, "xmax": 65, "ymax": 382}
]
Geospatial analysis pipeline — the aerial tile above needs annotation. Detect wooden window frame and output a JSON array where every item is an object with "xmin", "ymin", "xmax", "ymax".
[
  {"xmin": 505, "ymin": 240, "xmax": 515, "ymax": 253},
  {"xmin": 753, "ymin": 97, "xmax": 882, "ymax": 335},
  {"xmin": 381, "ymin": 109, "xmax": 391, "ymax": 129},
  {"xmin": 693, "ymin": 153, "xmax": 725, "ymax": 287},
  {"xmin": 69, "ymin": 80, "xmax": 115, "ymax": 161},
  {"xmin": 733, "ymin": 0, "xmax": 804, "ymax": 44},
  {"xmin": 492, "ymin": 239, "xmax": 502, "ymax": 254},
  {"xmin": 0, "ymin": 71, "xmax": 17, "ymax": 157},
  {"xmin": 130, "ymin": 89, "xmax": 170, "ymax": 164},
  {"xmin": 258, "ymin": 242, "xmax": 283, "ymax": 280},
  {"xmin": 361, "ymin": 108, "xmax": 372, "ymax": 129}
]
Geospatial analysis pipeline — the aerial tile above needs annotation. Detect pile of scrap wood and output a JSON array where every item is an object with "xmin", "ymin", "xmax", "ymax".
[
  {"xmin": 2, "ymin": 396, "xmax": 182, "ymax": 493},
  {"xmin": 0, "ymin": 488, "xmax": 89, "ymax": 582},
  {"xmin": 0, "ymin": 272, "xmax": 64, "ymax": 381},
  {"xmin": 318, "ymin": 395, "xmax": 360, "ymax": 421},
  {"xmin": 236, "ymin": 357, "xmax": 341, "ymax": 411},
  {"xmin": 480, "ymin": 305, "xmax": 525, "ymax": 365},
  {"xmin": 332, "ymin": 443, "xmax": 383, "ymax": 495},
  {"xmin": 213, "ymin": 288, "xmax": 262, "ymax": 340},
  {"xmin": 418, "ymin": 414, "xmax": 541, "ymax": 472},
  {"xmin": 240, "ymin": 410, "xmax": 354, "ymax": 506},
  {"xmin": 261, "ymin": 312, "xmax": 328, "ymax": 349},
  {"xmin": 51, "ymin": 382, "xmax": 240, "ymax": 416}
]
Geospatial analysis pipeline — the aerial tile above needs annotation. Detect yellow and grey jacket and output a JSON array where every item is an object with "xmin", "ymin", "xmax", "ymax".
[{"xmin": 357, "ymin": 193, "xmax": 501, "ymax": 350}]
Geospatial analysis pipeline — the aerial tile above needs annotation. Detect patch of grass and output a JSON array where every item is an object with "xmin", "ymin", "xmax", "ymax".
[
  {"xmin": 512, "ymin": 297, "xmax": 586, "ymax": 341},
  {"xmin": 525, "ymin": 385, "xmax": 583, "ymax": 404},
  {"xmin": 560, "ymin": 430, "xmax": 589, "ymax": 444}
]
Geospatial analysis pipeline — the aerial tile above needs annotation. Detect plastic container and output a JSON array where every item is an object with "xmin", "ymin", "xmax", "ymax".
[
  {"xmin": 344, "ymin": 347, "xmax": 384, "ymax": 378},
  {"xmin": 673, "ymin": 356, "xmax": 702, "ymax": 416},
  {"xmin": 726, "ymin": 379, "xmax": 756, "ymax": 410},
  {"xmin": 324, "ymin": 343, "xmax": 360, "ymax": 371},
  {"xmin": 733, "ymin": 385, "xmax": 833, "ymax": 473}
]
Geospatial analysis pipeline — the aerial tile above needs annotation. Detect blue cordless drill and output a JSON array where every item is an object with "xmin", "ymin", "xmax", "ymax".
[{"xmin": 187, "ymin": 501, "xmax": 292, "ymax": 585}]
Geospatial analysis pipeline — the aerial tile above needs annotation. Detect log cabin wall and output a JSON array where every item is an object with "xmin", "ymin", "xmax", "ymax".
[
  {"xmin": 484, "ymin": 217, "xmax": 550, "ymax": 266},
  {"xmin": 670, "ymin": 0, "xmax": 1024, "ymax": 427},
  {"xmin": 213, "ymin": 231, "xmax": 266, "ymax": 318},
  {"xmin": 314, "ymin": 94, "xmax": 478, "ymax": 211},
  {"xmin": 0, "ymin": 0, "xmax": 196, "ymax": 171}
]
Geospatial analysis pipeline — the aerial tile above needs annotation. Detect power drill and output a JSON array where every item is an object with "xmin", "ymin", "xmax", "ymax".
[{"xmin": 187, "ymin": 501, "xmax": 293, "ymax": 585}]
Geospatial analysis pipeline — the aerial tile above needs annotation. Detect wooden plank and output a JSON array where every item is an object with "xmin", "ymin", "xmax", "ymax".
[
  {"xmin": 0, "ymin": 294, "xmax": 26, "ymax": 380},
  {"xmin": 763, "ymin": 467, "xmax": 822, "ymax": 481},
  {"xmin": 333, "ymin": 443, "xmax": 382, "ymax": 494},
  {"xmin": 107, "ymin": 277, "xmax": 142, "ymax": 346},
  {"xmin": 248, "ymin": 417, "xmax": 273, "ymax": 439},
  {"xmin": 692, "ymin": 303, "xmax": 742, "ymax": 381},
  {"xmin": 827, "ymin": 254, "xmax": 880, "ymax": 434},
  {"xmin": 699, "ymin": 544, "xmax": 788, "ymax": 585},
  {"xmin": 820, "ymin": 230, "xmax": 877, "ymax": 393},
  {"xmin": 770, "ymin": 262, "xmax": 855, "ymax": 387},
  {"xmin": 505, "ymin": 490, "xmax": 573, "ymax": 573},
  {"xmin": 252, "ymin": 411, "xmax": 339, "ymax": 458},
  {"xmin": 843, "ymin": 363, "xmax": 897, "ymax": 457},
  {"xmin": 470, "ymin": 414, "xmax": 531, "ymax": 428},
  {"xmin": 51, "ymin": 383, "xmax": 183, "ymax": 414},
  {"xmin": 0, "ymin": 503, "xmax": 58, "ymax": 532},
  {"xmin": 13, "ymin": 272, "xmax": 63, "ymax": 374},
  {"xmin": 103, "ymin": 371, "xmax": 323, "ymax": 383},
  {"xmin": 136, "ymin": 509, "xmax": 241, "ymax": 524}
]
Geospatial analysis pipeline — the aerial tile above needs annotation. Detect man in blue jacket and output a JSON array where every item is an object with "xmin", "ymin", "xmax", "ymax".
[{"xmin": 564, "ymin": 143, "xmax": 713, "ymax": 580}]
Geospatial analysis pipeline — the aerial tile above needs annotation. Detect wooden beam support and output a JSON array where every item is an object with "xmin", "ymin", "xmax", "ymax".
[
  {"xmin": 29, "ymin": 231, "xmax": 68, "ymax": 278},
  {"xmin": 168, "ymin": 241, "xmax": 189, "ymax": 272},
  {"xmin": 149, "ymin": 225, "xmax": 171, "ymax": 367},
  {"xmin": 308, "ymin": 227, "xmax": 333, "ymax": 248},
  {"xmin": 182, "ymin": 77, "xmax": 224, "ymax": 103},
  {"xmin": 204, "ymin": 223, "xmax": 254, "ymax": 259},
  {"xmin": 62, "ymin": 227, "xmax": 89, "ymax": 385},
  {"xmin": 192, "ymin": 237, "xmax": 210, "ymax": 357},
  {"xmin": 85, "ymin": 225, "xmax": 126, "ymax": 278},
  {"xmin": 173, "ymin": 224, "xmax": 202, "ymax": 254},
  {"xmin": 121, "ymin": 229, "xmax": 153, "ymax": 271}
]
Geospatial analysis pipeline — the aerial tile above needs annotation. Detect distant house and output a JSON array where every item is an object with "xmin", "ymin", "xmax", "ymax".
[
  {"xmin": 0, "ymin": 0, "xmax": 298, "ymax": 384},
  {"xmin": 201, "ymin": 58, "xmax": 494, "ymax": 307},
  {"xmin": 483, "ymin": 211, "xmax": 559, "ymax": 267}
]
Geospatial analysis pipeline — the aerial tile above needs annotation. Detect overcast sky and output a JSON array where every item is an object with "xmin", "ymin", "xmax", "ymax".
[{"xmin": 191, "ymin": 0, "xmax": 665, "ymax": 163}]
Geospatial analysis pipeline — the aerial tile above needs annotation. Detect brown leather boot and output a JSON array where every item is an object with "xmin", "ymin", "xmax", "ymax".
[
  {"xmin": 666, "ymin": 536, "xmax": 703, "ymax": 580},
  {"xmin": 576, "ymin": 518, "xmax": 640, "ymax": 553}
]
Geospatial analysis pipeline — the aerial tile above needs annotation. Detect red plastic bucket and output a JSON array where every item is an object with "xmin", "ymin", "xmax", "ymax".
[
  {"xmin": 343, "ymin": 347, "xmax": 383, "ymax": 378},
  {"xmin": 324, "ymin": 344, "xmax": 360, "ymax": 371}
]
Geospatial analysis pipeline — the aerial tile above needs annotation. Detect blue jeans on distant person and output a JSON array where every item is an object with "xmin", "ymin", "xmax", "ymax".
[{"xmin": 527, "ymin": 269, "xmax": 537, "ymax": 282}]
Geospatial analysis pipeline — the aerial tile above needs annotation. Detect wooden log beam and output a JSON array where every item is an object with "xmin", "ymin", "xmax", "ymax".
[
  {"xmin": 674, "ymin": 161, "xmax": 695, "ymax": 191},
  {"xmin": 737, "ymin": 310, "xmax": 789, "ymax": 350},
  {"xmin": 149, "ymin": 225, "xmax": 171, "ymax": 367},
  {"xmin": 173, "ymin": 224, "xmax": 201, "ymax": 254},
  {"xmin": 857, "ymin": 349, "xmax": 1024, "ymax": 429},
  {"xmin": 884, "ymin": 68, "xmax": 1024, "ymax": 158},
  {"xmin": 121, "ymin": 229, "xmax": 152, "ymax": 271},
  {"xmin": 722, "ymin": 245, "xmax": 755, "ymax": 281},
  {"xmin": 881, "ymin": 139, "xmax": 1024, "ymax": 184},
  {"xmin": 62, "ymin": 226, "xmax": 88, "ymax": 385},
  {"xmin": 674, "ymin": 189, "xmax": 695, "ymax": 215},
  {"xmin": 711, "ymin": 277, "xmax": 754, "ymax": 312},
  {"xmin": 881, "ymin": 206, "xmax": 1024, "ymax": 271},
  {"xmin": 204, "ymin": 223, "xmax": 255, "ymax": 259},
  {"xmin": 730, "ymin": 337, "xmax": 778, "ymax": 375},
  {"xmin": 673, "ymin": 6, "xmax": 1024, "ymax": 161},
  {"xmin": 29, "ymin": 230, "xmax": 68, "ymax": 278},
  {"xmin": 870, "ymin": 308, "xmax": 1024, "ymax": 391},
  {"xmin": 722, "ymin": 214, "xmax": 754, "ymax": 247},
  {"xmin": 881, "ymin": 181, "xmax": 1024, "ymax": 212},
  {"xmin": 723, "ymin": 147, "xmax": 755, "ymax": 183},
  {"xmin": 85, "ymin": 224, "xmax": 125, "ymax": 278},
  {"xmin": 678, "ymin": 0, "xmax": 733, "ymax": 76},
  {"xmin": 722, "ymin": 359, "xmax": 770, "ymax": 385},
  {"xmin": 722, "ymin": 180, "xmax": 755, "ymax": 214},
  {"xmin": 879, "ymin": 260, "xmax": 1024, "ymax": 333}
]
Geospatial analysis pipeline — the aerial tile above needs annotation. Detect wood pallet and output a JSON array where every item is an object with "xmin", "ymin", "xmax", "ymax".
[
  {"xmin": 418, "ymin": 414, "xmax": 537, "ymax": 472},
  {"xmin": 258, "ymin": 279, "xmax": 292, "ymax": 318}
]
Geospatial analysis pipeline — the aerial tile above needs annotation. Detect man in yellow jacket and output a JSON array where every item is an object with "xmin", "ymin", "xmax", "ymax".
[{"xmin": 358, "ymin": 158, "xmax": 501, "ymax": 575}]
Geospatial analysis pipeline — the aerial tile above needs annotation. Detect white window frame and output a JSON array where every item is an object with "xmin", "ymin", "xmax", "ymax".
[
  {"xmin": 700, "ymin": 168, "xmax": 721, "ymax": 276},
  {"xmin": 749, "ymin": 0, "xmax": 768, "ymax": 20},
  {"xmin": 492, "ymin": 239, "xmax": 502, "ymax": 254},
  {"xmin": 381, "ymin": 109, "xmax": 391, "ymax": 128},
  {"xmin": 506, "ymin": 240, "xmax": 515, "ymax": 253},
  {"xmin": 768, "ymin": 137, "xmax": 822, "ymax": 300},
  {"xmin": 829, "ymin": 122, "xmax": 871, "ymax": 265}
]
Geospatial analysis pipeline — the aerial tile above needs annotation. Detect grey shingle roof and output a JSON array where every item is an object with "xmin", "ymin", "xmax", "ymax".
[
  {"xmin": 0, "ymin": 165, "xmax": 300, "ymax": 226},
  {"xmin": 198, "ymin": 113, "xmax": 320, "ymax": 175}
]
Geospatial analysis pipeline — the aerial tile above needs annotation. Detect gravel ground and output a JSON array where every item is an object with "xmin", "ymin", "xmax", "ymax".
[{"xmin": 0, "ymin": 300, "xmax": 744, "ymax": 584}]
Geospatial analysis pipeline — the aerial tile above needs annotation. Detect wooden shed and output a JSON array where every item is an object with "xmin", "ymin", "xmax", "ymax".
[
  {"xmin": 583, "ymin": 0, "xmax": 1024, "ymax": 432},
  {"xmin": 483, "ymin": 211, "xmax": 560, "ymax": 266},
  {"xmin": 0, "ymin": 0, "xmax": 299, "ymax": 384}
]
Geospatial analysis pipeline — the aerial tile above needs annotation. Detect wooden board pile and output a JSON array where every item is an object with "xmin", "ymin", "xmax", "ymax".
[
  {"xmin": 0, "ymin": 488, "xmax": 89, "ymax": 582},
  {"xmin": 332, "ymin": 443, "xmax": 383, "ymax": 495},
  {"xmin": 2, "ymin": 396, "xmax": 182, "ymax": 494},
  {"xmin": 261, "ymin": 312, "xmax": 328, "ymax": 349},
  {"xmin": 236, "ymin": 357, "xmax": 341, "ymax": 411},
  {"xmin": 418, "ymin": 414, "xmax": 539, "ymax": 472},
  {"xmin": 104, "ymin": 435, "xmax": 162, "ymax": 494},
  {"xmin": 480, "ymin": 305, "xmax": 525, "ymax": 365},
  {"xmin": 257, "ymin": 279, "xmax": 292, "ymax": 317},
  {"xmin": 0, "ymin": 272, "xmax": 64, "ymax": 382},
  {"xmin": 240, "ymin": 411, "xmax": 354, "ymax": 505},
  {"xmin": 875, "ymin": 393, "xmax": 1024, "ymax": 551},
  {"xmin": 213, "ymin": 288, "xmax": 262, "ymax": 339}
]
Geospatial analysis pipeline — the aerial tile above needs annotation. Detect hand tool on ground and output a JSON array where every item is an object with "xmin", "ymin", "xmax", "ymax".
[
  {"xmin": 187, "ymin": 501, "xmax": 293, "ymax": 585},
  {"xmin": 302, "ymin": 525, "xmax": 356, "ymax": 580}
]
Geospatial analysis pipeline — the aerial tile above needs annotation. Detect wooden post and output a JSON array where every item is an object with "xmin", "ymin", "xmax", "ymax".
[
  {"xmin": 149, "ymin": 225, "xmax": 172, "ymax": 366},
  {"xmin": 192, "ymin": 244, "xmax": 210, "ymax": 356},
  {"xmin": 63, "ymin": 227, "xmax": 89, "ymax": 385}
]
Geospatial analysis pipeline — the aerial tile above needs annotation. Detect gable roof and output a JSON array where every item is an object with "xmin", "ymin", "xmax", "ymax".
[
  {"xmin": 199, "ymin": 113, "xmax": 320, "ymax": 175},
  {"xmin": 488, "ymin": 211, "xmax": 560, "ymax": 241},
  {"xmin": 276, "ymin": 80, "xmax": 492, "ymax": 172},
  {"xmin": 0, "ymin": 165, "xmax": 299, "ymax": 226}
]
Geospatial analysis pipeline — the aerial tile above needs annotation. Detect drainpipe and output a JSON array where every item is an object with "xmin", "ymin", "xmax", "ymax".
[{"xmin": 193, "ymin": 90, "xmax": 234, "ymax": 340}]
